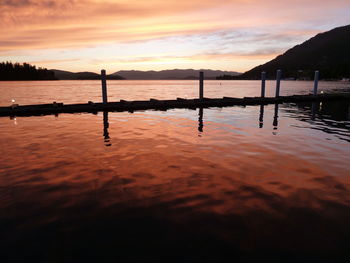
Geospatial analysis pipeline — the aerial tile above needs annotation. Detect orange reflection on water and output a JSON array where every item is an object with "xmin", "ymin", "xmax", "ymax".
[
  {"xmin": 0, "ymin": 105, "xmax": 350, "ymax": 262},
  {"xmin": 1, "ymin": 109, "xmax": 349, "ymax": 218}
]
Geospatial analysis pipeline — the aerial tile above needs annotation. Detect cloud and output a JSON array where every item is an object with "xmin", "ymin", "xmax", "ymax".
[
  {"xmin": 1, "ymin": 0, "xmax": 350, "ymax": 70},
  {"xmin": 1, "ymin": 0, "xmax": 348, "ymax": 52},
  {"xmin": 28, "ymin": 58, "xmax": 80, "ymax": 64}
]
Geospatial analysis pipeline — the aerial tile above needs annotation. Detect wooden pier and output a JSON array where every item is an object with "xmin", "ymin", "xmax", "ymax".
[
  {"xmin": 1, "ymin": 69, "xmax": 349, "ymax": 117},
  {"xmin": 1, "ymin": 93, "xmax": 349, "ymax": 117}
]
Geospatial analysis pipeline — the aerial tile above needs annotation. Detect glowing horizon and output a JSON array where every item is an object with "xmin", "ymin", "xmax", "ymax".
[{"xmin": 1, "ymin": 0, "xmax": 350, "ymax": 73}]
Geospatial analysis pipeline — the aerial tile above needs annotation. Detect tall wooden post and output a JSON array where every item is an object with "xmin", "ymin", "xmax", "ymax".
[
  {"xmin": 261, "ymin": 71, "xmax": 266, "ymax": 98},
  {"xmin": 199, "ymin": 71, "xmax": 204, "ymax": 99},
  {"xmin": 101, "ymin": 69, "xmax": 108, "ymax": 104},
  {"xmin": 275, "ymin": 69, "xmax": 282, "ymax": 97},
  {"xmin": 313, "ymin": 70, "xmax": 319, "ymax": 95}
]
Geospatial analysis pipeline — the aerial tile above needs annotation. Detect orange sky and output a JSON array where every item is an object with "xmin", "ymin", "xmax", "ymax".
[{"xmin": 1, "ymin": 0, "xmax": 350, "ymax": 72}]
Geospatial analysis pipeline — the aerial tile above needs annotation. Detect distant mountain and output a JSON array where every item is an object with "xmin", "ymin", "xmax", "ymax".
[
  {"xmin": 51, "ymin": 69, "xmax": 124, "ymax": 80},
  {"xmin": 113, "ymin": 69, "xmax": 241, "ymax": 80},
  {"xmin": 238, "ymin": 25, "xmax": 350, "ymax": 80}
]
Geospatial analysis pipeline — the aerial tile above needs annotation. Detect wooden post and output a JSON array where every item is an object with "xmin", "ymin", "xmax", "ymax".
[
  {"xmin": 313, "ymin": 70, "xmax": 319, "ymax": 95},
  {"xmin": 101, "ymin": 69, "xmax": 108, "ymax": 104},
  {"xmin": 261, "ymin": 71, "xmax": 266, "ymax": 98},
  {"xmin": 199, "ymin": 71, "xmax": 204, "ymax": 99},
  {"xmin": 275, "ymin": 69, "xmax": 282, "ymax": 97}
]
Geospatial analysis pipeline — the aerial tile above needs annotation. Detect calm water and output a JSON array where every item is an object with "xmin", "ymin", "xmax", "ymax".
[{"xmin": 0, "ymin": 80, "xmax": 350, "ymax": 262}]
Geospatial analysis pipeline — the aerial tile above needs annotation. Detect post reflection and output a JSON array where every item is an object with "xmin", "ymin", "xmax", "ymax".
[
  {"xmin": 198, "ymin": 107, "xmax": 204, "ymax": 135},
  {"xmin": 273, "ymin": 104, "xmax": 279, "ymax": 135},
  {"xmin": 103, "ymin": 111, "xmax": 111, "ymax": 146},
  {"xmin": 311, "ymin": 102, "xmax": 316, "ymax": 120},
  {"xmin": 311, "ymin": 102, "xmax": 321, "ymax": 120},
  {"xmin": 259, "ymin": 105, "xmax": 264, "ymax": 128}
]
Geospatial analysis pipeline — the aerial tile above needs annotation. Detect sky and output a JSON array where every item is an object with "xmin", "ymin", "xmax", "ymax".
[{"xmin": 1, "ymin": 0, "xmax": 350, "ymax": 73}]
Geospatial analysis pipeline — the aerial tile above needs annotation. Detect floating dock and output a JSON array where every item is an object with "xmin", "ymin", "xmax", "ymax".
[
  {"xmin": 1, "ymin": 69, "xmax": 349, "ymax": 117},
  {"xmin": 1, "ymin": 93, "xmax": 349, "ymax": 117}
]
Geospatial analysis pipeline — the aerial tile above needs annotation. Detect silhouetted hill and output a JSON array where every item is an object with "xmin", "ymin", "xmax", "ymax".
[
  {"xmin": 239, "ymin": 25, "xmax": 350, "ymax": 80},
  {"xmin": 0, "ymin": 62, "xmax": 56, "ymax": 80},
  {"xmin": 51, "ymin": 70, "xmax": 124, "ymax": 80},
  {"xmin": 113, "ymin": 69, "xmax": 241, "ymax": 80}
]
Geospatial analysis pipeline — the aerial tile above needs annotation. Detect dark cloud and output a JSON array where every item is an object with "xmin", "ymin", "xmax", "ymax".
[
  {"xmin": 1, "ymin": 0, "xmax": 58, "ymax": 7},
  {"xmin": 1, "ymin": 0, "xmax": 32, "ymax": 7},
  {"xmin": 0, "ymin": 0, "xmax": 78, "ymax": 9}
]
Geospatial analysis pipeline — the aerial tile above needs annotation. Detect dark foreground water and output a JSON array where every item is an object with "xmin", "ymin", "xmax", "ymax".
[{"xmin": 0, "ymin": 81, "xmax": 350, "ymax": 262}]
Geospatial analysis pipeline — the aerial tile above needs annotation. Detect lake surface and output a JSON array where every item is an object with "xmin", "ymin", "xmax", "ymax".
[{"xmin": 0, "ymin": 80, "xmax": 350, "ymax": 262}]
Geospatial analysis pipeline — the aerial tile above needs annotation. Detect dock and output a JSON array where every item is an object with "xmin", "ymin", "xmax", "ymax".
[
  {"xmin": 1, "ymin": 69, "xmax": 349, "ymax": 117},
  {"xmin": 1, "ymin": 93, "xmax": 349, "ymax": 117}
]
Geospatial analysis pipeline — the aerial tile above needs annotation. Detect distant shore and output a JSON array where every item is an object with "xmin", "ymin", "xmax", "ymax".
[{"xmin": 1, "ymin": 78, "xmax": 349, "ymax": 82}]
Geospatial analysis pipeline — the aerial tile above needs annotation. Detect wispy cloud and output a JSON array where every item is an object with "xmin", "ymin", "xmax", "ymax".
[{"xmin": 28, "ymin": 58, "xmax": 81, "ymax": 64}]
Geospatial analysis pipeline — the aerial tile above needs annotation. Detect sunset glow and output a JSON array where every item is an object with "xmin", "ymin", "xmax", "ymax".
[{"xmin": 1, "ymin": 0, "xmax": 350, "ymax": 72}]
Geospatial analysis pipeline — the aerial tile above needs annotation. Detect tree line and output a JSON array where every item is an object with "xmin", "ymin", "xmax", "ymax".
[{"xmin": 0, "ymin": 62, "xmax": 56, "ymax": 80}]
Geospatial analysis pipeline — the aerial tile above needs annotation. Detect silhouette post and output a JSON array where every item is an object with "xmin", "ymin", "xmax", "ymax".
[
  {"xmin": 261, "ymin": 71, "xmax": 266, "ymax": 98},
  {"xmin": 275, "ymin": 70, "xmax": 282, "ymax": 97},
  {"xmin": 313, "ymin": 71, "xmax": 319, "ymax": 95},
  {"xmin": 199, "ymin": 71, "xmax": 204, "ymax": 99},
  {"xmin": 101, "ymin": 69, "xmax": 108, "ymax": 104}
]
